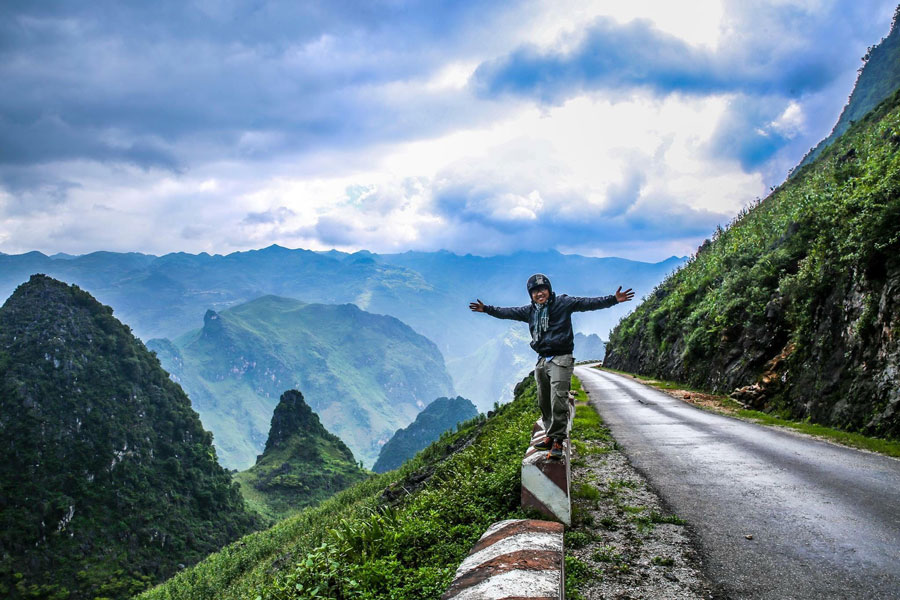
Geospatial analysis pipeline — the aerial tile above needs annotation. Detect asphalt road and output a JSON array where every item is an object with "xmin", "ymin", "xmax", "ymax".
[{"xmin": 575, "ymin": 365, "xmax": 900, "ymax": 600}]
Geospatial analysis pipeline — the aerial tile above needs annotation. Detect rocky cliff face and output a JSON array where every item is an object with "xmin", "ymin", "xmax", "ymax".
[
  {"xmin": 0, "ymin": 275, "xmax": 257, "ymax": 600},
  {"xmin": 605, "ymin": 90, "xmax": 900, "ymax": 440}
]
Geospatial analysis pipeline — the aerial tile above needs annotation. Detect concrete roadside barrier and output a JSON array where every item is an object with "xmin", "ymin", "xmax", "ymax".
[
  {"xmin": 521, "ymin": 392, "xmax": 575, "ymax": 525},
  {"xmin": 441, "ymin": 519, "xmax": 565, "ymax": 600}
]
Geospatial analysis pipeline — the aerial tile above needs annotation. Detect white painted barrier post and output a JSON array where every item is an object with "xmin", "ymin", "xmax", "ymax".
[
  {"xmin": 441, "ymin": 519, "xmax": 565, "ymax": 600},
  {"xmin": 520, "ymin": 392, "xmax": 575, "ymax": 525}
]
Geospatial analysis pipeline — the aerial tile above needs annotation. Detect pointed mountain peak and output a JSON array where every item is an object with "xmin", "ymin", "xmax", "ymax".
[
  {"xmin": 260, "ymin": 243, "xmax": 291, "ymax": 253},
  {"xmin": 239, "ymin": 389, "xmax": 368, "ymax": 520},
  {"xmin": 0, "ymin": 275, "xmax": 257, "ymax": 596},
  {"xmin": 263, "ymin": 389, "xmax": 331, "ymax": 453}
]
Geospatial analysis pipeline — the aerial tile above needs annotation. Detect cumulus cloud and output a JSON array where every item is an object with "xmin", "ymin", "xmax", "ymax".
[
  {"xmin": 0, "ymin": 1, "xmax": 518, "ymax": 175},
  {"xmin": 0, "ymin": 0, "xmax": 896, "ymax": 261},
  {"xmin": 471, "ymin": 0, "xmax": 897, "ymax": 181}
]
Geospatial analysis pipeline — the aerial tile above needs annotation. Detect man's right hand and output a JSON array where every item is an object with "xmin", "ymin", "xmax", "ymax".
[{"xmin": 469, "ymin": 299, "xmax": 486, "ymax": 312}]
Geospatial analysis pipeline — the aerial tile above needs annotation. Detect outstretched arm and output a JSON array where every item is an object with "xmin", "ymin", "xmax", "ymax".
[
  {"xmin": 469, "ymin": 299, "xmax": 530, "ymax": 322},
  {"xmin": 570, "ymin": 286, "xmax": 635, "ymax": 312}
]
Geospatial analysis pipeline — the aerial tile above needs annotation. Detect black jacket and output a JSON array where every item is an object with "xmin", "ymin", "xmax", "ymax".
[{"xmin": 484, "ymin": 292, "xmax": 618, "ymax": 356}]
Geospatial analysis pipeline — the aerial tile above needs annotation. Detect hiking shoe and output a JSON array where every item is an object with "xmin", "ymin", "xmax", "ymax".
[
  {"xmin": 533, "ymin": 436, "xmax": 552, "ymax": 451},
  {"xmin": 547, "ymin": 440, "xmax": 564, "ymax": 460}
]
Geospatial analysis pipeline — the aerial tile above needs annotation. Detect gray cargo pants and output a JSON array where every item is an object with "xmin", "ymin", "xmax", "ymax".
[{"xmin": 534, "ymin": 353, "xmax": 574, "ymax": 441}]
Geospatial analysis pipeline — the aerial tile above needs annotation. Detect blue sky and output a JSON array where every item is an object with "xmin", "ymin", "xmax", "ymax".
[{"xmin": 0, "ymin": 0, "xmax": 896, "ymax": 260}]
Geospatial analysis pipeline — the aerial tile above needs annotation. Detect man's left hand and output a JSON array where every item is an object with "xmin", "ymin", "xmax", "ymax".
[{"xmin": 615, "ymin": 286, "xmax": 635, "ymax": 303}]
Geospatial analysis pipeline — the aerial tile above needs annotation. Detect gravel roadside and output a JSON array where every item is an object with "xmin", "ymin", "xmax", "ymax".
[{"xmin": 566, "ymin": 378, "xmax": 718, "ymax": 600}]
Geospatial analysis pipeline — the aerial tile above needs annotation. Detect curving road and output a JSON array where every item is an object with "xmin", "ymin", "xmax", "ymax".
[{"xmin": 575, "ymin": 365, "xmax": 900, "ymax": 600}]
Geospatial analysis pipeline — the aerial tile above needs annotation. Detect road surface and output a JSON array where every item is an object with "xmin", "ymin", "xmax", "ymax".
[{"xmin": 575, "ymin": 365, "xmax": 900, "ymax": 600}]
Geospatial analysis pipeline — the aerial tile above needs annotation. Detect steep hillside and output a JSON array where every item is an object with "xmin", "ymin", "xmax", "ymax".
[
  {"xmin": 234, "ymin": 390, "xmax": 369, "ymax": 522},
  {"xmin": 138, "ymin": 377, "xmax": 539, "ymax": 600},
  {"xmin": 800, "ymin": 8, "xmax": 900, "ymax": 167},
  {"xmin": 0, "ymin": 275, "xmax": 258, "ymax": 600},
  {"xmin": 372, "ymin": 396, "xmax": 478, "ymax": 473},
  {"xmin": 605, "ymin": 89, "xmax": 900, "ymax": 439},
  {"xmin": 147, "ymin": 295, "xmax": 454, "ymax": 469}
]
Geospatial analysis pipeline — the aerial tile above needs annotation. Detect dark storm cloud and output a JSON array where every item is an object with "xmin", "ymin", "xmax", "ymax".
[
  {"xmin": 0, "ymin": 0, "xmax": 507, "ymax": 175},
  {"xmin": 472, "ymin": 2, "xmax": 892, "ymax": 103}
]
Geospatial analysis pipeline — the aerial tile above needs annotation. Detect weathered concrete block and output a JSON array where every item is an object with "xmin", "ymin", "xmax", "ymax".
[
  {"xmin": 522, "ymin": 391, "xmax": 575, "ymax": 525},
  {"xmin": 522, "ymin": 439, "xmax": 571, "ymax": 526},
  {"xmin": 441, "ymin": 519, "xmax": 565, "ymax": 600}
]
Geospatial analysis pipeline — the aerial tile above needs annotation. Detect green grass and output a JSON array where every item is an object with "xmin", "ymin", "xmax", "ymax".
[
  {"xmin": 570, "ymin": 378, "xmax": 612, "ymax": 443},
  {"xmin": 591, "ymin": 546, "xmax": 623, "ymax": 563},
  {"xmin": 735, "ymin": 409, "xmax": 900, "ymax": 457},
  {"xmin": 564, "ymin": 531, "xmax": 595, "ymax": 550},
  {"xmin": 138, "ymin": 379, "xmax": 541, "ymax": 600},
  {"xmin": 572, "ymin": 483, "xmax": 602, "ymax": 502},
  {"xmin": 649, "ymin": 511, "xmax": 686, "ymax": 525},
  {"xmin": 607, "ymin": 479, "xmax": 638, "ymax": 491}
]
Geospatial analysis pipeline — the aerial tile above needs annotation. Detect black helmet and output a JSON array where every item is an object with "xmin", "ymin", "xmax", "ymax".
[{"xmin": 526, "ymin": 273, "xmax": 552, "ymax": 294}]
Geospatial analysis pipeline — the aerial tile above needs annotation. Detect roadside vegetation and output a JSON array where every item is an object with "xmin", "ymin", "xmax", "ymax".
[
  {"xmin": 138, "ymin": 378, "xmax": 542, "ymax": 600},
  {"xmin": 605, "ymin": 87, "xmax": 900, "ymax": 441}
]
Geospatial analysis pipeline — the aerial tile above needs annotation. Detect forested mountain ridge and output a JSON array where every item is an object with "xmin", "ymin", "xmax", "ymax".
[
  {"xmin": 605, "ymin": 88, "xmax": 900, "ymax": 439},
  {"xmin": 372, "ymin": 395, "xmax": 479, "ymax": 473},
  {"xmin": 147, "ymin": 295, "xmax": 455, "ymax": 469},
  {"xmin": 234, "ymin": 389, "xmax": 369, "ymax": 522},
  {"xmin": 0, "ymin": 247, "xmax": 681, "ymax": 409},
  {"xmin": 0, "ymin": 275, "xmax": 258, "ymax": 600}
]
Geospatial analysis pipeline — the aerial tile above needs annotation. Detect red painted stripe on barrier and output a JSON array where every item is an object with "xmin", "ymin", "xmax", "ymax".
[
  {"xmin": 521, "ymin": 486, "xmax": 559, "ymax": 522},
  {"xmin": 442, "ymin": 550, "xmax": 562, "ymax": 597},
  {"xmin": 467, "ymin": 520, "xmax": 564, "ymax": 555}
]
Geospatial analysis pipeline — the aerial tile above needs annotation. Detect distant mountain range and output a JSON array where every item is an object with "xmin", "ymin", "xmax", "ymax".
[
  {"xmin": 0, "ymin": 248, "xmax": 682, "ymax": 409},
  {"xmin": 234, "ymin": 389, "xmax": 369, "ymax": 522},
  {"xmin": 574, "ymin": 332, "xmax": 606, "ymax": 361},
  {"xmin": 147, "ymin": 295, "xmax": 454, "ymax": 469},
  {"xmin": 0, "ymin": 276, "xmax": 258, "ymax": 600}
]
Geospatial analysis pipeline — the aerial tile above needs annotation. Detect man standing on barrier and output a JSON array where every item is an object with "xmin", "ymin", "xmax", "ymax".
[{"xmin": 470, "ymin": 274, "xmax": 634, "ymax": 459}]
